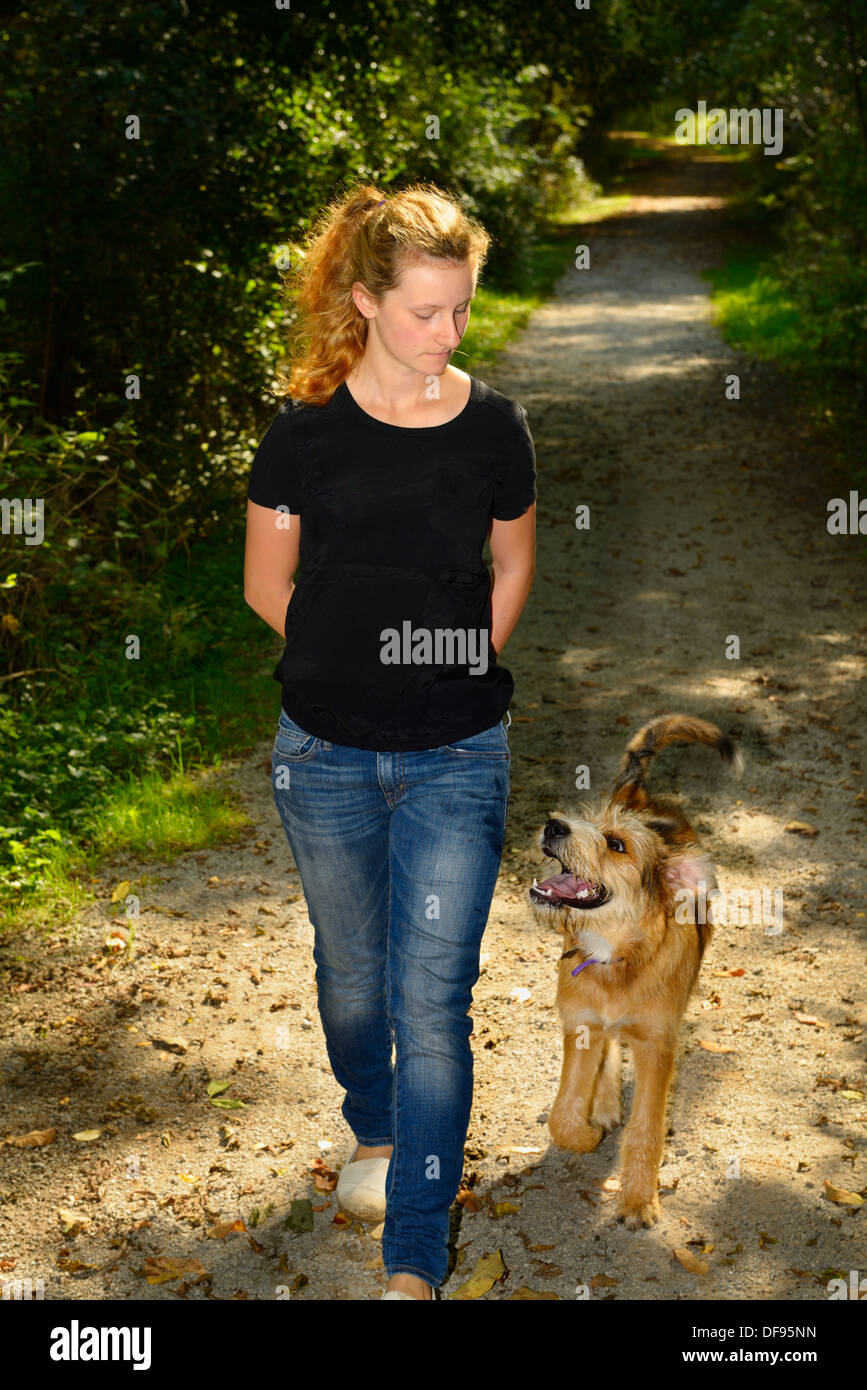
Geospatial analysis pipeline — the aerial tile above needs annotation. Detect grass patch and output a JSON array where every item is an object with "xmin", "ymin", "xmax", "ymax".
[
  {"xmin": 90, "ymin": 765, "xmax": 253, "ymax": 864},
  {"xmin": 703, "ymin": 231, "xmax": 865, "ymax": 491},
  {"xmin": 703, "ymin": 246, "xmax": 806, "ymax": 369},
  {"xmin": 0, "ymin": 506, "xmax": 280, "ymax": 937}
]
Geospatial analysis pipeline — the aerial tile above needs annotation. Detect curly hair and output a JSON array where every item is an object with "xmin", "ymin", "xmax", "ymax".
[{"xmin": 275, "ymin": 182, "xmax": 491, "ymax": 405}]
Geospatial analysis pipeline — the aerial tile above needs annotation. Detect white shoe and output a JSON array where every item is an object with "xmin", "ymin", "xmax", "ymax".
[{"xmin": 336, "ymin": 1143, "xmax": 390, "ymax": 1222}]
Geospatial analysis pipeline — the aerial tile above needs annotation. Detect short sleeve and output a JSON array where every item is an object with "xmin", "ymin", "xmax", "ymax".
[
  {"xmin": 491, "ymin": 405, "xmax": 537, "ymax": 520},
  {"xmin": 246, "ymin": 402, "xmax": 302, "ymax": 512}
]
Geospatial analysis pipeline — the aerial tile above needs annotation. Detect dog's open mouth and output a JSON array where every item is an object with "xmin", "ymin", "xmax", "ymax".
[{"xmin": 529, "ymin": 870, "xmax": 609, "ymax": 909}]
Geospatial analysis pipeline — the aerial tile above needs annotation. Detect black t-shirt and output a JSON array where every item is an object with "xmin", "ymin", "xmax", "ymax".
[{"xmin": 246, "ymin": 375, "xmax": 536, "ymax": 751}]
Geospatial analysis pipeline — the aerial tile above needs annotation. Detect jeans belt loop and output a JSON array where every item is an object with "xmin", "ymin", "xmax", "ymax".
[{"xmin": 503, "ymin": 709, "xmax": 512, "ymax": 730}]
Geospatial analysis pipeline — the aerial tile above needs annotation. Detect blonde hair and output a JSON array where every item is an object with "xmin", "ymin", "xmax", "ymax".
[{"xmin": 276, "ymin": 182, "xmax": 491, "ymax": 405}]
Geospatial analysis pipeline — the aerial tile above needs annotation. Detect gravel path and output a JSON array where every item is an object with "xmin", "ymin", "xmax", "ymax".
[{"xmin": 2, "ymin": 142, "xmax": 864, "ymax": 1303}]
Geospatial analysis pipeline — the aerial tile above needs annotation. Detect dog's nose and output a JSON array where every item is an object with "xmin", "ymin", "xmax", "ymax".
[{"xmin": 544, "ymin": 818, "xmax": 570, "ymax": 840}]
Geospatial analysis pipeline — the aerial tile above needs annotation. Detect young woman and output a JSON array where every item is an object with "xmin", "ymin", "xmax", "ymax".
[{"xmin": 244, "ymin": 183, "xmax": 536, "ymax": 1300}]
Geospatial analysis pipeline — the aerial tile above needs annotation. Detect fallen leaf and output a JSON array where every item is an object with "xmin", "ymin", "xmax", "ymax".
[
  {"xmin": 673, "ymin": 1246, "xmax": 708, "ymax": 1275},
  {"xmin": 207, "ymin": 1079, "xmax": 231, "ymax": 1097},
  {"xmin": 506, "ymin": 1287, "xmax": 560, "ymax": 1300},
  {"xmin": 450, "ymin": 1250, "xmax": 507, "ymax": 1299},
  {"xmin": 5, "ymin": 1127, "xmax": 57, "ymax": 1148},
  {"xmin": 492, "ymin": 1200, "xmax": 521, "ymax": 1217},
  {"xmin": 793, "ymin": 1012, "xmax": 829, "ymax": 1029},
  {"xmin": 142, "ymin": 1256, "xmax": 207, "ymax": 1285},
  {"xmin": 591, "ymin": 1273, "xmax": 618, "ymax": 1288},
  {"xmin": 310, "ymin": 1158, "xmax": 338, "ymax": 1192},
  {"xmin": 284, "ymin": 1199, "xmax": 314, "ymax": 1233},
  {"xmin": 839, "ymin": 1090, "xmax": 864, "ymax": 1101},
  {"xmin": 58, "ymin": 1208, "xmax": 89, "ymax": 1237},
  {"xmin": 207, "ymin": 1219, "xmax": 246, "ymax": 1239},
  {"xmin": 784, "ymin": 821, "xmax": 818, "ymax": 837},
  {"xmin": 149, "ymin": 1035, "xmax": 188, "ymax": 1054},
  {"xmin": 823, "ymin": 1180, "xmax": 863, "ymax": 1208},
  {"xmin": 697, "ymin": 1040, "xmax": 737, "ymax": 1053},
  {"xmin": 72, "ymin": 1129, "xmax": 102, "ymax": 1142},
  {"xmin": 110, "ymin": 880, "xmax": 131, "ymax": 903}
]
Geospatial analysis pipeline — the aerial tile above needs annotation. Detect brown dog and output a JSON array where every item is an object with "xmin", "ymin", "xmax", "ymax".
[{"xmin": 528, "ymin": 715, "xmax": 742, "ymax": 1228}]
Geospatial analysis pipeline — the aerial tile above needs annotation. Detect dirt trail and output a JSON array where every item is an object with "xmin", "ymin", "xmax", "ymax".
[{"xmin": 2, "ymin": 144, "xmax": 865, "ymax": 1303}]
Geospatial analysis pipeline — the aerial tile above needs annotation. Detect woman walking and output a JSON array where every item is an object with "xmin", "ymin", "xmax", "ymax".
[{"xmin": 244, "ymin": 183, "xmax": 536, "ymax": 1299}]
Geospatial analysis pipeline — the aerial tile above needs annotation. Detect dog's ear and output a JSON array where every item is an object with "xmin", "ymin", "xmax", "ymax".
[
  {"xmin": 664, "ymin": 845, "xmax": 716, "ymax": 900},
  {"xmin": 660, "ymin": 846, "xmax": 717, "ymax": 956},
  {"xmin": 660, "ymin": 846, "xmax": 718, "ymax": 915}
]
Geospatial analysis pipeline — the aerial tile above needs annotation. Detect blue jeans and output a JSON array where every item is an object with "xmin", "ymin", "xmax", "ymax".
[{"xmin": 270, "ymin": 707, "xmax": 512, "ymax": 1290}]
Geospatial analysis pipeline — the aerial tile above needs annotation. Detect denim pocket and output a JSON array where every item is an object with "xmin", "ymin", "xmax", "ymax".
[
  {"xmin": 444, "ymin": 719, "xmax": 510, "ymax": 759},
  {"xmin": 273, "ymin": 709, "xmax": 320, "ymax": 762}
]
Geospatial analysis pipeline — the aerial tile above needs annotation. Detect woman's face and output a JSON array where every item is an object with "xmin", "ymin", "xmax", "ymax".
[{"xmin": 355, "ymin": 258, "xmax": 476, "ymax": 373}]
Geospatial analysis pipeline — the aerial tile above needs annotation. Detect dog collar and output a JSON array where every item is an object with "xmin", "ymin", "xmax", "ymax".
[{"xmin": 560, "ymin": 945, "xmax": 624, "ymax": 977}]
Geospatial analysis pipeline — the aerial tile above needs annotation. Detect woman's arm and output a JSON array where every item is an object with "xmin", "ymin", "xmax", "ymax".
[
  {"xmin": 487, "ymin": 503, "xmax": 536, "ymax": 657},
  {"xmin": 244, "ymin": 499, "xmax": 301, "ymax": 638}
]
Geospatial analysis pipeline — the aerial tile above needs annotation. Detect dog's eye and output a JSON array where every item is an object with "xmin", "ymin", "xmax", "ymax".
[{"xmin": 606, "ymin": 837, "xmax": 626, "ymax": 853}]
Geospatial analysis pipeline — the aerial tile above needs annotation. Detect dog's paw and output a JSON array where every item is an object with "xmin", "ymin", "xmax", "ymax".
[
  {"xmin": 548, "ymin": 1112, "xmax": 603, "ymax": 1153},
  {"xmin": 616, "ymin": 1192, "xmax": 661, "ymax": 1230}
]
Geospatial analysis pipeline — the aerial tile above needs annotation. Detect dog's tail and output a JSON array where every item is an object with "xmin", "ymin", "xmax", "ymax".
[{"xmin": 611, "ymin": 714, "xmax": 743, "ymax": 809}]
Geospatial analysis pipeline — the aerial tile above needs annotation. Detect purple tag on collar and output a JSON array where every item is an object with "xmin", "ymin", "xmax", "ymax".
[
  {"xmin": 571, "ymin": 957, "xmax": 599, "ymax": 976},
  {"xmin": 571, "ymin": 955, "xmax": 623, "ymax": 976}
]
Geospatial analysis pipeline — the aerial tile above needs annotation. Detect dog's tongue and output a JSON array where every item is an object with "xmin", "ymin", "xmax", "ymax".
[{"xmin": 537, "ymin": 872, "xmax": 593, "ymax": 897}]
